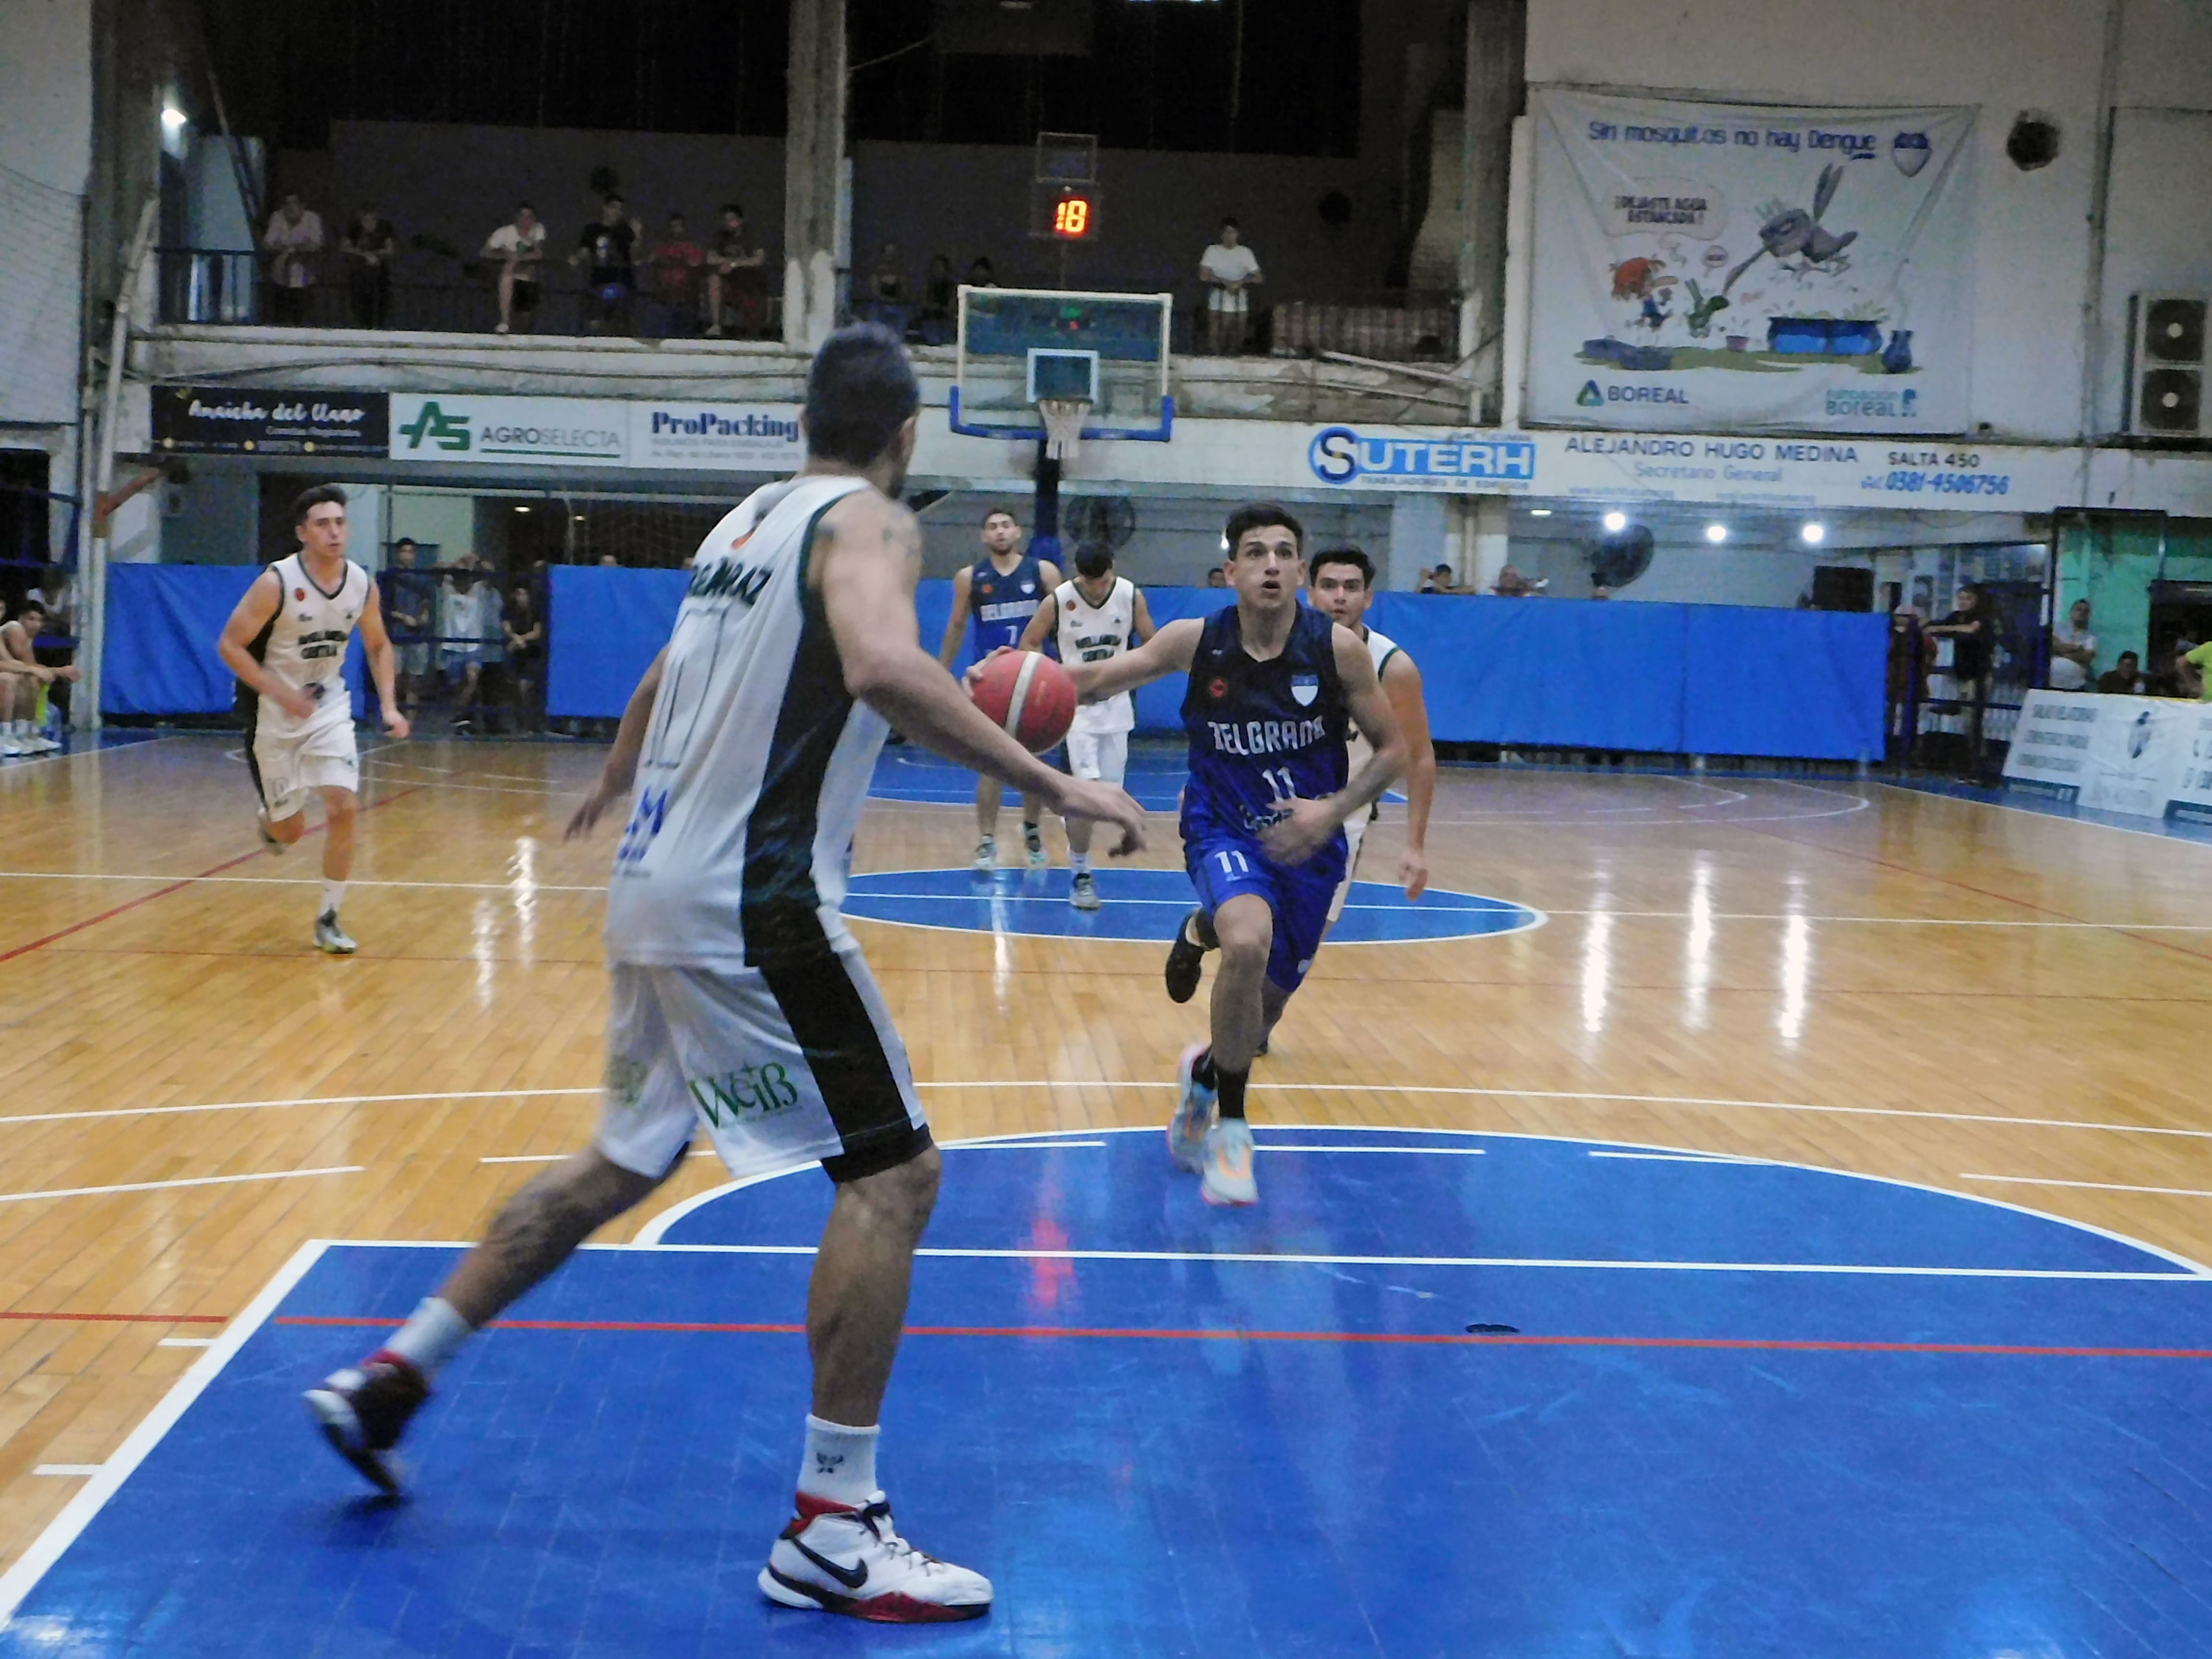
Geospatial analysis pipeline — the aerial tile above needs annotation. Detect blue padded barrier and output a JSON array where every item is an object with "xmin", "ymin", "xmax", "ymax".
[
  {"xmin": 104, "ymin": 564, "xmax": 365, "ymax": 719},
  {"xmin": 1680, "ymin": 605, "xmax": 1888, "ymax": 761}
]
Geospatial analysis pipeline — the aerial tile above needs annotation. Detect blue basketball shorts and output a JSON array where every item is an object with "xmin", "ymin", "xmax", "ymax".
[{"xmin": 1187, "ymin": 831, "xmax": 1346, "ymax": 993}]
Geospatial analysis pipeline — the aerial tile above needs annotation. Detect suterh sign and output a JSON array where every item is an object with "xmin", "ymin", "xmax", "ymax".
[{"xmin": 154, "ymin": 388, "xmax": 388, "ymax": 455}]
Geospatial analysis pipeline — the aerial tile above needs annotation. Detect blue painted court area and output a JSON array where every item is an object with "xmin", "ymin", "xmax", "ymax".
[
  {"xmin": 844, "ymin": 866, "xmax": 1543, "ymax": 942},
  {"xmin": 4, "ymin": 1128, "xmax": 2208, "ymax": 1658}
]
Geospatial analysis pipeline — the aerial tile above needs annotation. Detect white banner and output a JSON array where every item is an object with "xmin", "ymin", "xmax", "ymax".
[
  {"xmin": 2003, "ymin": 691, "xmax": 2212, "ymax": 820},
  {"xmin": 1528, "ymin": 90, "xmax": 1975, "ymax": 434},
  {"xmin": 390, "ymin": 394, "xmax": 626, "ymax": 466},
  {"xmin": 629, "ymin": 403, "xmax": 804, "ymax": 471}
]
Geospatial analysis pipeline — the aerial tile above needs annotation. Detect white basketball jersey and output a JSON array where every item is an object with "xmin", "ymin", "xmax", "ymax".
[
  {"xmin": 1345, "ymin": 625, "xmax": 1403, "ymax": 774},
  {"xmin": 1054, "ymin": 576, "xmax": 1137, "ymax": 735},
  {"xmin": 254, "ymin": 553, "xmax": 369, "ymax": 742},
  {"xmin": 604, "ymin": 473, "xmax": 885, "ymax": 971}
]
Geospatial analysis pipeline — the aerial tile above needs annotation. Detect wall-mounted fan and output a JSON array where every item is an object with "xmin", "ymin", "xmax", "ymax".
[
  {"xmin": 1063, "ymin": 495, "xmax": 1137, "ymax": 551},
  {"xmin": 1587, "ymin": 523, "xmax": 1655, "ymax": 591}
]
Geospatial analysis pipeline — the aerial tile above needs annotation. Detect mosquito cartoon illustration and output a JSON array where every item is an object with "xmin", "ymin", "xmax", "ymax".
[{"xmin": 1724, "ymin": 163, "xmax": 1859, "ymax": 291}]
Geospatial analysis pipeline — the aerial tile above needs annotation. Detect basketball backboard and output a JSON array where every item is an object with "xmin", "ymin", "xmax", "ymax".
[{"xmin": 950, "ymin": 287, "xmax": 1175, "ymax": 445}]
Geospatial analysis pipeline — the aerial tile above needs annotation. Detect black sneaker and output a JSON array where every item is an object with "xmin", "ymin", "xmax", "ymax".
[
  {"xmin": 304, "ymin": 1351, "xmax": 429, "ymax": 1496},
  {"xmin": 1164, "ymin": 908, "xmax": 1213, "ymax": 1004}
]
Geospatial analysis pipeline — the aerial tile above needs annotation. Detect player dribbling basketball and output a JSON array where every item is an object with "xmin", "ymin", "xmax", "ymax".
[{"xmin": 1017, "ymin": 541, "xmax": 1154, "ymax": 909}]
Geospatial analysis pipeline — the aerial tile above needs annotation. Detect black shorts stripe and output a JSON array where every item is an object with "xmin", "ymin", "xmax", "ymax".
[
  {"xmin": 757, "ymin": 949, "xmax": 916, "ymax": 1159},
  {"xmin": 239, "ymin": 701, "xmax": 270, "ymax": 809}
]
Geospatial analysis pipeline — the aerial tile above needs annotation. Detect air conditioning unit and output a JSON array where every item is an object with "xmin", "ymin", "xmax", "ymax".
[{"xmin": 2127, "ymin": 293, "xmax": 2208, "ymax": 437}]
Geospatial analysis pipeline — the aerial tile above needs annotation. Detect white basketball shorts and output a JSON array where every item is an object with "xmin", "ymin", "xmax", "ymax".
[
  {"xmin": 1064, "ymin": 728, "xmax": 1129, "ymax": 786},
  {"xmin": 596, "ymin": 948, "xmax": 931, "ymax": 1185},
  {"xmin": 252, "ymin": 719, "xmax": 359, "ymax": 820},
  {"xmin": 1325, "ymin": 809, "xmax": 1372, "ymax": 926}
]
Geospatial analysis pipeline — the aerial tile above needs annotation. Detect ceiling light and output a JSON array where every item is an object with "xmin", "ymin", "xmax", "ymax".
[
  {"xmin": 514, "ymin": 505, "xmax": 531, "ymax": 514},
  {"xmin": 161, "ymin": 105, "xmax": 187, "ymax": 132},
  {"xmin": 1602, "ymin": 511, "xmax": 1627, "ymax": 533},
  {"xmin": 1801, "ymin": 522, "xmax": 1827, "ymax": 545},
  {"xmin": 1529, "ymin": 508, "xmax": 1553, "ymax": 517},
  {"xmin": 1704, "ymin": 523, "xmax": 1728, "ymax": 543}
]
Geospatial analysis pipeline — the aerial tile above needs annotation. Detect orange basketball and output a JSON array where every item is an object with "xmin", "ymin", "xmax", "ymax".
[{"xmin": 968, "ymin": 650, "xmax": 1077, "ymax": 754}]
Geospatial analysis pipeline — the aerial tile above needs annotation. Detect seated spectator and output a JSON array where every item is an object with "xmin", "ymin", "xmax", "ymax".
[
  {"xmin": 648, "ymin": 212, "xmax": 705, "ymax": 336},
  {"xmin": 863, "ymin": 242, "xmax": 908, "ymax": 336},
  {"xmin": 340, "ymin": 204, "xmax": 397, "ymax": 328},
  {"xmin": 570, "ymin": 195, "xmax": 642, "ymax": 335},
  {"xmin": 1199, "ymin": 218, "xmax": 1262, "ymax": 356},
  {"xmin": 482, "ymin": 204, "xmax": 546, "ymax": 335},
  {"xmin": 1419, "ymin": 564, "xmax": 1461, "ymax": 594},
  {"xmin": 964, "ymin": 256, "xmax": 998, "ymax": 289},
  {"xmin": 385, "ymin": 539, "xmax": 432, "ymax": 710},
  {"xmin": 2171, "ymin": 638, "xmax": 2212, "ymax": 700},
  {"xmin": 598, "ymin": 553, "xmax": 620, "ymax": 567},
  {"xmin": 24, "ymin": 565, "xmax": 75, "ymax": 721},
  {"xmin": 261, "ymin": 192, "xmax": 324, "ymax": 326},
  {"xmin": 705, "ymin": 203, "xmax": 766, "ymax": 338},
  {"xmin": 1589, "ymin": 580, "xmax": 1613, "ymax": 600},
  {"xmin": 1489, "ymin": 565, "xmax": 1550, "ymax": 597},
  {"xmin": 0, "ymin": 600, "xmax": 75, "ymax": 753},
  {"xmin": 916, "ymin": 253, "xmax": 957, "ymax": 345},
  {"xmin": 1205, "ymin": 567, "xmax": 1228, "ymax": 589},
  {"xmin": 2049, "ymin": 598, "xmax": 2097, "ymax": 690},
  {"xmin": 2094, "ymin": 650, "xmax": 2146, "ymax": 695}
]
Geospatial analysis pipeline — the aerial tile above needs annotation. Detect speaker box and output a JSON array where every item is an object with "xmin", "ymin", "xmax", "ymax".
[{"xmin": 1811, "ymin": 565, "xmax": 1875, "ymax": 613}]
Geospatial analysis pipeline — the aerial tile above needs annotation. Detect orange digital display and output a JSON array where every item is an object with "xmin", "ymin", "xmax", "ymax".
[{"xmin": 1052, "ymin": 195, "xmax": 1093, "ymax": 238}]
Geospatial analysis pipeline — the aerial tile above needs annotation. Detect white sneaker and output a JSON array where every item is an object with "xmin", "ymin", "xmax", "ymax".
[
  {"xmin": 972, "ymin": 837, "xmax": 996, "ymax": 873},
  {"xmin": 1201, "ymin": 1116, "xmax": 1258, "ymax": 1207},
  {"xmin": 1070, "ymin": 871, "xmax": 1100, "ymax": 911},
  {"xmin": 26, "ymin": 735, "xmax": 58, "ymax": 753},
  {"xmin": 313, "ymin": 910, "xmax": 358, "ymax": 954},
  {"xmin": 0, "ymin": 737, "xmax": 22, "ymax": 757},
  {"xmin": 1168, "ymin": 1042, "xmax": 1215, "ymax": 1172},
  {"xmin": 759, "ymin": 1492, "xmax": 992, "ymax": 1623}
]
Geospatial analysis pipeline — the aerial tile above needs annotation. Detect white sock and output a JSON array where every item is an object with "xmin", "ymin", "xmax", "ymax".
[
  {"xmin": 1070, "ymin": 852, "xmax": 1092, "ymax": 876},
  {"xmin": 798, "ymin": 1414, "xmax": 879, "ymax": 1507},
  {"xmin": 381, "ymin": 1297, "xmax": 474, "ymax": 1378},
  {"xmin": 320, "ymin": 879, "xmax": 348, "ymax": 916}
]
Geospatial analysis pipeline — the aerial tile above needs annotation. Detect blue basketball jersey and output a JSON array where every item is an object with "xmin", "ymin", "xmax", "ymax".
[
  {"xmin": 1179, "ymin": 603, "xmax": 1350, "ymax": 844},
  {"xmin": 968, "ymin": 553, "xmax": 1048, "ymax": 654}
]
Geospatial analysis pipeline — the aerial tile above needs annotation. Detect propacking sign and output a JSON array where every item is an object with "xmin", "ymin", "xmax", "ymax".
[
  {"xmin": 154, "ymin": 388, "xmax": 387, "ymax": 455},
  {"xmin": 631, "ymin": 404, "xmax": 804, "ymax": 471},
  {"xmin": 1528, "ymin": 90, "xmax": 1975, "ymax": 433},
  {"xmin": 389, "ymin": 395, "xmax": 626, "ymax": 465}
]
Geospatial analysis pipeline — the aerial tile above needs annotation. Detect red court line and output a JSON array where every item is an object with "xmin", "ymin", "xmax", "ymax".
[
  {"xmin": 0, "ymin": 784, "xmax": 424, "ymax": 965},
  {"xmin": 0, "ymin": 1311, "xmax": 228, "ymax": 1324},
  {"xmin": 270, "ymin": 1315, "xmax": 2212, "ymax": 1358}
]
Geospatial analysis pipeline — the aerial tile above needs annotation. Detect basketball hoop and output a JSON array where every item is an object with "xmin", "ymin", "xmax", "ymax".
[{"xmin": 1037, "ymin": 397, "xmax": 1091, "ymax": 462}]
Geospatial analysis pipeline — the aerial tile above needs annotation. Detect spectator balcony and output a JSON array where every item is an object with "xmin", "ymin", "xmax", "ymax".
[{"xmin": 135, "ymin": 250, "xmax": 1494, "ymax": 428}]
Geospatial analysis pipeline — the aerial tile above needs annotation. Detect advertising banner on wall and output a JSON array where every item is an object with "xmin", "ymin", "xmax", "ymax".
[
  {"xmin": 1527, "ymin": 90, "xmax": 1975, "ymax": 434},
  {"xmin": 155, "ymin": 388, "xmax": 389, "ymax": 456},
  {"xmin": 629, "ymin": 404, "xmax": 804, "ymax": 471},
  {"xmin": 386, "ymin": 395, "xmax": 806, "ymax": 474},
  {"xmin": 2003, "ymin": 691, "xmax": 2212, "ymax": 819}
]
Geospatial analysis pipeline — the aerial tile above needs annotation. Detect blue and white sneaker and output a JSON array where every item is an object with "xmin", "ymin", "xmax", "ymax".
[
  {"xmin": 1169, "ymin": 1042, "xmax": 1216, "ymax": 1172},
  {"xmin": 1201, "ymin": 1116, "xmax": 1258, "ymax": 1207}
]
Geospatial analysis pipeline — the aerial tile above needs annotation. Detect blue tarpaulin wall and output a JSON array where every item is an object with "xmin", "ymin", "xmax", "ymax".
[
  {"xmin": 103, "ymin": 564, "xmax": 365, "ymax": 719},
  {"xmin": 106, "ymin": 564, "xmax": 1882, "ymax": 761}
]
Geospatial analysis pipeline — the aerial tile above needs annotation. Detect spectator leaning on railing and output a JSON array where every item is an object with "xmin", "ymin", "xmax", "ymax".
[
  {"xmin": 705, "ymin": 203, "xmax": 766, "ymax": 338},
  {"xmin": 2049, "ymin": 598, "xmax": 2097, "ymax": 690},
  {"xmin": 340, "ymin": 204, "xmax": 397, "ymax": 328},
  {"xmin": 571, "ymin": 195, "xmax": 643, "ymax": 335},
  {"xmin": 261, "ymin": 192, "xmax": 325, "ymax": 325},
  {"xmin": 1199, "ymin": 217, "xmax": 1262, "ymax": 356},
  {"xmin": 482, "ymin": 204, "xmax": 546, "ymax": 335},
  {"xmin": 649, "ymin": 212, "xmax": 705, "ymax": 337},
  {"xmin": 2095, "ymin": 651, "xmax": 2146, "ymax": 695}
]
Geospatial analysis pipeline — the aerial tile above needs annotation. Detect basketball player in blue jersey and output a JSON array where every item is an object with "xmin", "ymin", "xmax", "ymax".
[
  {"xmin": 936, "ymin": 509, "xmax": 1062, "ymax": 870},
  {"xmin": 1040, "ymin": 504, "xmax": 1407, "ymax": 1205}
]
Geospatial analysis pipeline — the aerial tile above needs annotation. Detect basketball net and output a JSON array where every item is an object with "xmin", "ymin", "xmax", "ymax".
[{"xmin": 1037, "ymin": 397, "xmax": 1091, "ymax": 462}]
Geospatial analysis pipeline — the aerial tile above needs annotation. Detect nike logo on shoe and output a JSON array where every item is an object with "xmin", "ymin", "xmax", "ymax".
[{"xmin": 794, "ymin": 1539, "xmax": 870, "ymax": 1589}]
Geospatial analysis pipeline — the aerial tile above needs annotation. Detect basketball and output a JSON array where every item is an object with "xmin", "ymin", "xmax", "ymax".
[{"xmin": 968, "ymin": 650, "xmax": 1077, "ymax": 753}]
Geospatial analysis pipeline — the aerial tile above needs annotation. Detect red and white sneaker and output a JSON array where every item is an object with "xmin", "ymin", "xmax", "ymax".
[{"xmin": 759, "ymin": 1491, "xmax": 993, "ymax": 1623}]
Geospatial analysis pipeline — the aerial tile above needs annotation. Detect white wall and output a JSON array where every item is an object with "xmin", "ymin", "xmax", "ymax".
[
  {"xmin": 1523, "ymin": 0, "xmax": 2200, "ymax": 445},
  {"xmin": 1513, "ymin": 533, "xmax": 1821, "ymax": 606},
  {"xmin": 0, "ymin": 0, "xmax": 91, "ymax": 433},
  {"xmin": 0, "ymin": 0, "xmax": 93, "ymax": 192}
]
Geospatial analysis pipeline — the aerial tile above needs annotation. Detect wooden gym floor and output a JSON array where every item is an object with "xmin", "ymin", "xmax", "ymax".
[{"xmin": 0, "ymin": 732, "xmax": 2207, "ymax": 1574}]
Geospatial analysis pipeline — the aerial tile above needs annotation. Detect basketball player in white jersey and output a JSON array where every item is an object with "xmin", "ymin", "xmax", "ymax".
[
  {"xmin": 1160, "ymin": 544, "xmax": 1434, "ymax": 1050},
  {"xmin": 217, "ymin": 484, "xmax": 409, "ymax": 953},
  {"xmin": 303, "ymin": 325, "xmax": 1146, "ymax": 1623},
  {"xmin": 1016, "ymin": 541, "xmax": 1154, "ymax": 909}
]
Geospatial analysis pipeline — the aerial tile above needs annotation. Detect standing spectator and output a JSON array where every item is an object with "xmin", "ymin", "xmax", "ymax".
[
  {"xmin": 1924, "ymin": 583, "xmax": 1991, "ymax": 764},
  {"xmin": 964, "ymin": 256, "xmax": 998, "ymax": 288},
  {"xmin": 440, "ymin": 558, "xmax": 492, "ymax": 731},
  {"xmin": 1198, "ymin": 217, "xmax": 1262, "ymax": 355},
  {"xmin": 648, "ymin": 212, "xmax": 705, "ymax": 336},
  {"xmin": 481, "ymin": 204, "xmax": 546, "ymax": 335},
  {"xmin": 2094, "ymin": 650, "xmax": 2147, "ymax": 695},
  {"xmin": 261, "ymin": 192, "xmax": 325, "ymax": 325},
  {"xmin": 569, "ymin": 195, "xmax": 642, "ymax": 335},
  {"xmin": 385, "ymin": 539, "xmax": 432, "ymax": 711},
  {"xmin": 2049, "ymin": 598, "xmax": 2098, "ymax": 690},
  {"xmin": 339, "ymin": 204, "xmax": 397, "ymax": 328},
  {"xmin": 2184, "ymin": 638, "xmax": 2212, "ymax": 700},
  {"xmin": 916, "ymin": 254, "xmax": 957, "ymax": 345},
  {"xmin": 704, "ymin": 203, "xmax": 765, "ymax": 337},
  {"xmin": 503, "ymin": 582, "xmax": 545, "ymax": 731}
]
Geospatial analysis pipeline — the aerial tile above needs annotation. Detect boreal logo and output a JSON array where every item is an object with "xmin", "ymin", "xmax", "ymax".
[{"xmin": 1577, "ymin": 381, "xmax": 1605, "ymax": 408}]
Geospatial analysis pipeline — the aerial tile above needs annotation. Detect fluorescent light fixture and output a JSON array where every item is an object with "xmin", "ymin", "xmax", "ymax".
[
  {"xmin": 1602, "ymin": 511, "xmax": 1628, "ymax": 533},
  {"xmin": 161, "ymin": 105, "xmax": 187, "ymax": 132},
  {"xmin": 514, "ymin": 505, "xmax": 531, "ymax": 514},
  {"xmin": 1529, "ymin": 508, "xmax": 1553, "ymax": 517},
  {"xmin": 1704, "ymin": 523, "xmax": 1728, "ymax": 543},
  {"xmin": 1801, "ymin": 522, "xmax": 1827, "ymax": 545}
]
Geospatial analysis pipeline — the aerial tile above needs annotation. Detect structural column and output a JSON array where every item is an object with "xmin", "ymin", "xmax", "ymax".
[
  {"xmin": 783, "ymin": 0, "xmax": 845, "ymax": 351},
  {"xmin": 1461, "ymin": 0, "xmax": 1523, "ymax": 419}
]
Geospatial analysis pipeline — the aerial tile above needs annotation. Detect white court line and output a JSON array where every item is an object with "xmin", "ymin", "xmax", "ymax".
[
  {"xmin": 0, "ymin": 1087, "xmax": 598, "ymax": 1128},
  {"xmin": 155, "ymin": 1338, "xmax": 216, "ymax": 1348},
  {"xmin": 1961, "ymin": 1174, "xmax": 2212, "ymax": 1200},
  {"xmin": 0, "ymin": 735, "xmax": 180, "ymax": 778},
  {"xmin": 1588, "ymin": 1151, "xmax": 1758, "ymax": 1164},
  {"xmin": 642, "ymin": 1240, "xmax": 2191, "ymax": 1282},
  {"xmin": 0, "ymin": 870, "xmax": 609, "ymax": 893},
  {"xmin": 29, "ymin": 1467, "xmax": 104, "ymax": 1479},
  {"xmin": 0, "ymin": 1166, "xmax": 361, "ymax": 1205},
  {"xmin": 0, "ymin": 1238, "xmax": 329, "ymax": 1626},
  {"xmin": 1256, "ymin": 1144, "xmax": 1486, "ymax": 1155}
]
